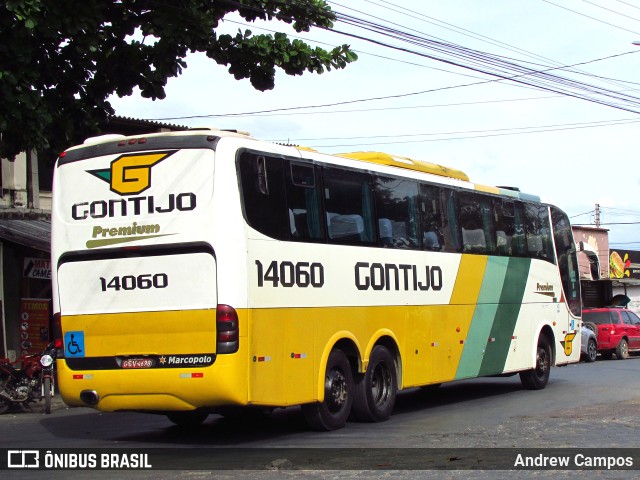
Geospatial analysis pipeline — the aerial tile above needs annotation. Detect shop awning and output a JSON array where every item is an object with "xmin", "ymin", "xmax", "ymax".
[{"xmin": 0, "ymin": 218, "xmax": 51, "ymax": 252}]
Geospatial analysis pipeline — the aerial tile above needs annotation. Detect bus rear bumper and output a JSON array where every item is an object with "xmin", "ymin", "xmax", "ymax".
[
  {"xmin": 96, "ymin": 393, "xmax": 198, "ymax": 412},
  {"xmin": 57, "ymin": 360, "xmax": 248, "ymax": 412}
]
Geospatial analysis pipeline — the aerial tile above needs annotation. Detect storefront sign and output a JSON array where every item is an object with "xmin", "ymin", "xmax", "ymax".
[
  {"xmin": 609, "ymin": 250, "xmax": 640, "ymax": 280},
  {"xmin": 23, "ymin": 258, "xmax": 51, "ymax": 280},
  {"xmin": 19, "ymin": 298, "xmax": 50, "ymax": 357}
]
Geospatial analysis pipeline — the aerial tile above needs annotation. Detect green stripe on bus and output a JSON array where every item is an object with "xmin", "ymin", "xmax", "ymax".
[
  {"xmin": 455, "ymin": 256, "xmax": 509, "ymax": 379},
  {"xmin": 478, "ymin": 257, "xmax": 531, "ymax": 376}
]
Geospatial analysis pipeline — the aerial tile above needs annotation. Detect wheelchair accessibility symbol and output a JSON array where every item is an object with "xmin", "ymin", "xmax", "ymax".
[{"xmin": 64, "ymin": 331, "xmax": 85, "ymax": 357}]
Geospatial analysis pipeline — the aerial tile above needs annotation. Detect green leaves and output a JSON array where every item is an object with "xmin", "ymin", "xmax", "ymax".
[{"xmin": 0, "ymin": 0, "xmax": 357, "ymax": 161}]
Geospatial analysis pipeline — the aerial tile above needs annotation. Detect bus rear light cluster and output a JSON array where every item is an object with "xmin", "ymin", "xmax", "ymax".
[{"xmin": 216, "ymin": 304, "xmax": 239, "ymax": 354}]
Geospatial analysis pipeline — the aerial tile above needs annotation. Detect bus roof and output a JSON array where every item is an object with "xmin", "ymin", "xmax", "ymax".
[
  {"xmin": 68, "ymin": 129, "xmax": 539, "ymax": 202},
  {"xmin": 337, "ymin": 151, "xmax": 469, "ymax": 182}
]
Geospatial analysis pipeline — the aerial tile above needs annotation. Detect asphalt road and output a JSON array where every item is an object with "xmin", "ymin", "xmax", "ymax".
[{"xmin": 2, "ymin": 357, "xmax": 640, "ymax": 479}]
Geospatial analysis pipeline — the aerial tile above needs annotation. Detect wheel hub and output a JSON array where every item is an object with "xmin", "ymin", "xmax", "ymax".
[{"xmin": 326, "ymin": 370, "xmax": 347, "ymax": 413}]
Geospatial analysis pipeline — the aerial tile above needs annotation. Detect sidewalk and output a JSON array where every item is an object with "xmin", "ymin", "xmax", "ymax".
[{"xmin": 0, "ymin": 393, "xmax": 69, "ymax": 416}]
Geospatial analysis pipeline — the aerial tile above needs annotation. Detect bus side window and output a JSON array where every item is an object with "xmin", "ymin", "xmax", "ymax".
[
  {"xmin": 420, "ymin": 183, "xmax": 444, "ymax": 251},
  {"xmin": 494, "ymin": 199, "xmax": 515, "ymax": 256},
  {"xmin": 374, "ymin": 176, "xmax": 420, "ymax": 249},
  {"xmin": 524, "ymin": 203, "xmax": 554, "ymax": 261},
  {"xmin": 512, "ymin": 202, "xmax": 527, "ymax": 256},
  {"xmin": 459, "ymin": 192, "xmax": 487, "ymax": 254},
  {"xmin": 442, "ymin": 188, "xmax": 461, "ymax": 252},
  {"xmin": 285, "ymin": 161, "xmax": 325, "ymax": 242},
  {"xmin": 237, "ymin": 152, "xmax": 288, "ymax": 240},
  {"xmin": 480, "ymin": 196, "xmax": 496, "ymax": 254},
  {"xmin": 323, "ymin": 167, "xmax": 375, "ymax": 245}
]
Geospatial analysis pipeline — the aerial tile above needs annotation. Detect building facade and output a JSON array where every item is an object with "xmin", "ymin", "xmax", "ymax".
[{"xmin": 573, "ymin": 225, "xmax": 640, "ymax": 314}]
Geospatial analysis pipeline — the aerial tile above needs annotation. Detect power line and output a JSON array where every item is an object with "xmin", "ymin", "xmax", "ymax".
[
  {"xmin": 224, "ymin": 17, "xmax": 640, "ymax": 104},
  {"xmin": 325, "ymin": 6, "xmax": 640, "ymax": 111},
  {"xmin": 539, "ymin": 0, "xmax": 640, "ymax": 35},
  {"xmin": 274, "ymin": 118, "xmax": 640, "ymax": 142},
  {"xmin": 578, "ymin": 0, "xmax": 640, "ymax": 24},
  {"xmin": 612, "ymin": 0, "xmax": 640, "ymax": 12},
  {"xmin": 293, "ymin": 118, "xmax": 640, "ymax": 148},
  {"xmin": 146, "ymin": 1, "xmax": 640, "ymax": 124},
  {"xmin": 153, "ymin": 47, "xmax": 640, "ymax": 120},
  {"xmin": 356, "ymin": 0, "xmax": 634, "ymax": 91},
  {"xmin": 601, "ymin": 206, "xmax": 640, "ymax": 215},
  {"xmin": 222, "ymin": 19, "xmax": 498, "ymax": 81},
  {"xmin": 246, "ymin": 95, "xmax": 563, "ymax": 117},
  {"xmin": 326, "ymin": 10, "xmax": 640, "ymax": 111},
  {"xmin": 230, "ymin": 9, "xmax": 640, "ymax": 90},
  {"xmin": 570, "ymin": 210, "xmax": 596, "ymax": 219}
]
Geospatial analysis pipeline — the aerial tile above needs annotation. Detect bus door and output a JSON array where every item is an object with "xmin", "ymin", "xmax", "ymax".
[{"xmin": 551, "ymin": 207, "xmax": 582, "ymax": 358}]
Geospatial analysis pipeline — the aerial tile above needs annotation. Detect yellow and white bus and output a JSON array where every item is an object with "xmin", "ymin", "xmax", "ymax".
[{"xmin": 51, "ymin": 128, "xmax": 581, "ymax": 430}]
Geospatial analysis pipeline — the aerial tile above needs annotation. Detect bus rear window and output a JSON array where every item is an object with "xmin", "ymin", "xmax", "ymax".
[{"xmin": 238, "ymin": 152, "xmax": 288, "ymax": 240}]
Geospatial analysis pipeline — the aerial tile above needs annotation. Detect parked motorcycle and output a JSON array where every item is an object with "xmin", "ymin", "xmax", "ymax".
[{"xmin": 0, "ymin": 342, "xmax": 57, "ymax": 414}]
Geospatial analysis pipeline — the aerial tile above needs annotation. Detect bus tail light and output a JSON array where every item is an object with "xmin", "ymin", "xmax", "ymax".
[{"xmin": 216, "ymin": 305, "xmax": 239, "ymax": 354}]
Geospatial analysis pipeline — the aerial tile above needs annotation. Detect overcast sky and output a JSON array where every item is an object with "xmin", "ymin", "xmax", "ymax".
[{"xmin": 109, "ymin": 0, "xmax": 640, "ymax": 250}]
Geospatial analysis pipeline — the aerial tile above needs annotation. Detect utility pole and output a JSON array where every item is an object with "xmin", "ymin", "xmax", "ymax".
[{"xmin": 594, "ymin": 203, "xmax": 600, "ymax": 228}]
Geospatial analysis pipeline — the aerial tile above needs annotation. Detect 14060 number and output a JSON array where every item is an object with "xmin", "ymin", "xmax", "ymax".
[
  {"xmin": 255, "ymin": 260, "xmax": 324, "ymax": 288},
  {"xmin": 100, "ymin": 273, "xmax": 169, "ymax": 292}
]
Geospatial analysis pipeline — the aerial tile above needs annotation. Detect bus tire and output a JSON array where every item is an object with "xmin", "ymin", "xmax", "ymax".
[
  {"xmin": 352, "ymin": 345, "xmax": 397, "ymax": 422},
  {"xmin": 302, "ymin": 349, "xmax": 353, "ymax": 431},
  {"xmin": 166, "ymin": 409, "xmax": 209, "ymax": 427},
  {"xmin": 519, "ymin": 334, "xmax": 551, "ymax": 390}
]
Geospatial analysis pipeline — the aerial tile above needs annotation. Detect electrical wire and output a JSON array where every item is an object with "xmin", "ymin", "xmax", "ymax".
[
  {"xmin": 145, "ymin": 0, "xmax": 640, "ymax": 127},
  {"xmin": 539, "ymin": 0, "xmax": 640, "ymax": 35},
  {"xmin": 579, "ymin": 0, "xmax": 640, "ymax": 23},
  {"xmin": 570, "ymin": 210, "xmax": 597, "ymax": 219},
  {"xmin": 612, "ymin": 0, "xmax": 640, "ymax": 12},
  {"xmin": 292, "ymin": 118, "xmax": 640, "ymax": 148},
  {"xmin": 326, "ymin": 10, "xmax": 640, "ymax": 110}
]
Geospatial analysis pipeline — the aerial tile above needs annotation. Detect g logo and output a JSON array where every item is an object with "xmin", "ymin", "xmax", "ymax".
[
  {"xmin": 562, "ymin": 332, "xmax": 577, "ymax": 356},
  {"xmin": 88, "ymin": 150, "xmax": 176, "ymax": 196}
]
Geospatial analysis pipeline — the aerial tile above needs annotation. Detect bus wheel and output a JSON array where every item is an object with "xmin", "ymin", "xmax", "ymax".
[
  {"xmin": 166, "ymin": 409, "xmax": 209, "ymax": 427},
  {"xmin": 352, "ymin": 345, "xmax": 397, "ymax": 422},
  {"xmin": 519, "ymin": 335, "xmax": 551, "ymax": 390},
  {"xmin": 302, "ymin": 349, "xmax": 353, "ymax": 431}
]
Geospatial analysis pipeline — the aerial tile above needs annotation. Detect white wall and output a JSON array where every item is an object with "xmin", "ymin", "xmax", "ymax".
[
  {"xmin": 1, "ymin": 153, "xmax": 28, "ymax": 207},
  {"xmin": 613, "ymin": 285, "xmax": 640, "ymax": 315}
]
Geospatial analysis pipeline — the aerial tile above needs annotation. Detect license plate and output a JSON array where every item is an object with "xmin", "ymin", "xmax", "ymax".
[{"xmin": 122, "ymin": 358, "xmax": 154, "ymax": 369}]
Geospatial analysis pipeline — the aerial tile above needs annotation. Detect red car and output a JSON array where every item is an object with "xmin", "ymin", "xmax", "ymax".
[{"xmin": 582, "ymin": 308, "xmax": 640, "ymax": 360}]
